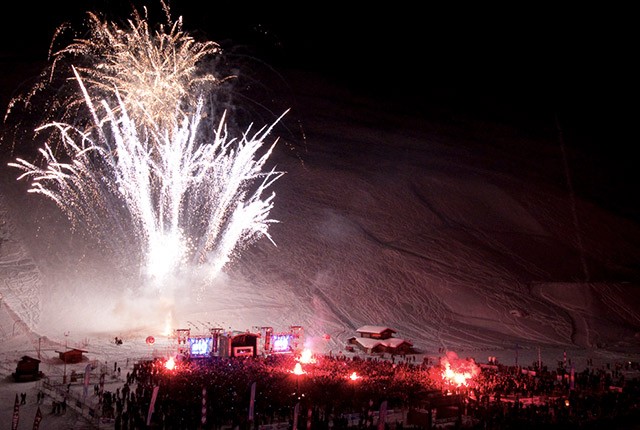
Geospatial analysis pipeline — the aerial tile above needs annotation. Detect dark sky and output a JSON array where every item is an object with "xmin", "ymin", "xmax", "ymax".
[
  {"xmin": 1, "ymin": 2, "xmax": 636, "ymax": 220},
  {"xmin": 1, "ymin": 2, "xmax": 633, "ymax": 130},
  {"xmin": 2, "ymin": 2, "xmax": 632, "ymax": 89},
  {"xmin": 1, "ymin": 2, "xmax": 632, "ymax": 104}
]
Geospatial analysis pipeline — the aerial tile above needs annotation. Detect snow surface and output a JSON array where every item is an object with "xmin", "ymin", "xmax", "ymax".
[{"xmin": 1, "ymin": 58, "xmax": 639, "ymax": 429}]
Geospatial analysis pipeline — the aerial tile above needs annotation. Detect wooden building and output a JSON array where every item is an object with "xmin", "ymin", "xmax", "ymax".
[
  {"xmin": 55, "ymin": 348, "xmax": 88, "ymax": 364},
  {"xmin": 348, "ymin": 325, "xmax": 414, "ymax": 355},
  {"xmin": 12, "ymin": 356, "xmax": 44, "ymax": 382}
]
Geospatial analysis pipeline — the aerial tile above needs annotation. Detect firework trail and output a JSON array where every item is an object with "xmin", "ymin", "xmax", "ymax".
[{"xmin": 5, "ymin": 2, "xmax": 286, "ymax": 289}]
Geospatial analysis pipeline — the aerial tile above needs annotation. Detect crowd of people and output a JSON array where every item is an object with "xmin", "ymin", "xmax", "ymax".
[{"xmin": 81, "ymin": 350, "xmax": 640, "ymax": 429}]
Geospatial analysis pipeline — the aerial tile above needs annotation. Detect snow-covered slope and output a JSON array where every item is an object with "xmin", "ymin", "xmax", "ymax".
[{"xmin": 2, "ymin": 67, "xmax": 639, "ymax": 361}]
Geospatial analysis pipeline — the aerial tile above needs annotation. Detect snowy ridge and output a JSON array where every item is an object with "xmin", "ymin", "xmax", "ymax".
[{"xmin": 0, "ymin": 191, "xmax": 41, "ymax": 333}]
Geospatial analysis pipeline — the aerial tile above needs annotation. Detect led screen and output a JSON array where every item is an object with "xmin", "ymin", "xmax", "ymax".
[
  {"xmin": 271, "ymin": 334, "xmax": 293, "ymax": 352},
  {"xmin": 188, "ymin": 337, "xmax": 213, "ymax": 357}
]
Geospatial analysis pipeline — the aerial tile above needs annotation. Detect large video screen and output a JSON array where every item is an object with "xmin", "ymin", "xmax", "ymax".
[
  {"xmin": 188, "ymin": 337, "xmax": 213, "ymax": 358},
  {"xmin": 271, "ymin": 334, "xmax": 294, "ymax": 353}
]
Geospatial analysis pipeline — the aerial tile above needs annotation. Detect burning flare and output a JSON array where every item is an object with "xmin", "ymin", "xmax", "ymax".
[
  {"xmin": 440, "ymin": 351, "xmax": 480, "ymax": 387},
  {"xmin": 292, "ymin": 362, "xmax": 305, "ymax": 375},
  {"xmin": 298, "ymin": 349, "xmax": 316, "ymax": 364},
  {"xmin": 164, "ymin": 356, "xmax": 176, "ymax": 370}
]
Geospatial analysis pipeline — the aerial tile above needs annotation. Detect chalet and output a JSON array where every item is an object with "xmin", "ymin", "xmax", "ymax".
[
  {"xmin": 348, "ymin": 325, "xmax": 414, "ymax": 355},
  {"xmin": 12, "ymin": 356, "xmax": 44, "ymax": 382},
  {"xmin": 55, "ymin": 348, "xmax": 88, "ymax": 364}
]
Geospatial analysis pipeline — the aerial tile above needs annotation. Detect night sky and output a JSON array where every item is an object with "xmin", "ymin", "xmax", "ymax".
[
  {"xmin": 0, "ymin": 1, "xmax": 636, "ymax": 221},
  {"xmin": 2, "ymin": 2, "xmax": 632, "ymax": 101}
]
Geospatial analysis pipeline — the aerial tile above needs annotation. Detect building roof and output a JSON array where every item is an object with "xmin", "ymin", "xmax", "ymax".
[
  {"xmin": 386, "ymin": 337, "xmax": 413, "ymax": 347},
  {"xmin": 352, "ymin": 337, "xmax": 413, "ymax": 350},
  {"xmin": 356, "ymin": 325, "xmax": 397, "ymax": 335},
  {"xmin": 353, "ymin": 337, "xmax": 383, "ymax": 349},
  {"xmin": 55, "ymin": 348, "xmax": 89, "ymax": 354}
]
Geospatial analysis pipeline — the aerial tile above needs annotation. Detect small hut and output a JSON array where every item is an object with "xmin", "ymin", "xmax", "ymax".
[
  {"xmin": 55, "ymin": 348, "xmax": 88, "ymax": 364},
  {"xmin": 13, "ymin": 356, "xmax": 44, "ymax": 382},
  {"xmin": 348, "ymin": 325, "xmax": 415, "ymax": 355}
]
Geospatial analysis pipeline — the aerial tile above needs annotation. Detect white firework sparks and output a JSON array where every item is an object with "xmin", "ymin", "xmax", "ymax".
[
  {"xmin": 3, "ymin": 1, "xmax": 232, "ymax": 151},
  {"xmin": 9, "ymin": 68, "xmax": 286, "ymax": 286},
  {"xmin": 4, "ymin": 2, "xmax": 288, "ymax": 295}
]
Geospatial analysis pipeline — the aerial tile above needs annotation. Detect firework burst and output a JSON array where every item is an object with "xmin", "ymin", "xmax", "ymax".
[
  {"xmin": 4, "ymin": 1, "xmax": 233, "ymax": 151},
  {"xmin": 10, "ymin": 68, "xmax": 286, "ymax": 285},
  {"xmin": 5, "ymin": 2, "xmax": 287, "ymax": 290}
]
